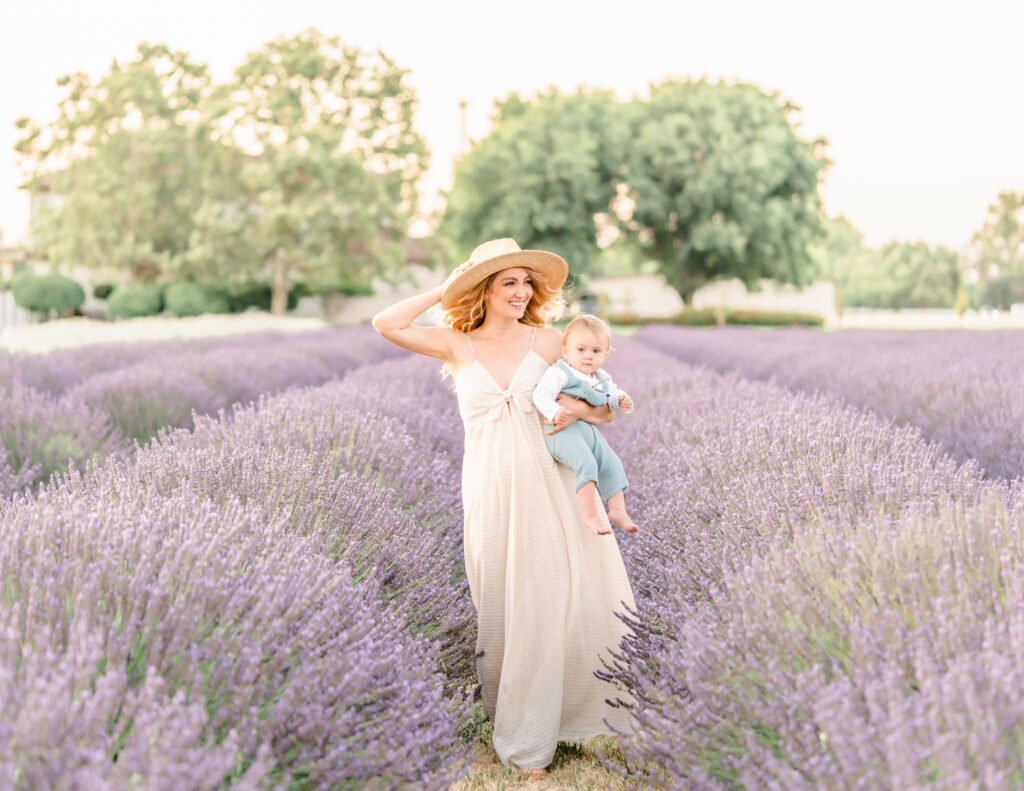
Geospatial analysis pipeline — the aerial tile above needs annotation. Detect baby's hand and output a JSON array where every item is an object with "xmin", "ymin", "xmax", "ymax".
[
  {"xmin": 619, "ymin": 393, "xmax": 633, "ymax": 411},
  {"xmin": 546, "ymin": 408, "xmax": 575, "ymax": 435},
  {"xmin": 553, "ymin": 408, "xmax": 574, "ymax": 428}
]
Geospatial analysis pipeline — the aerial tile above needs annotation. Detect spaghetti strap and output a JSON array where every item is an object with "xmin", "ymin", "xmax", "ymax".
[
  {"xmin": 466, "ymin": 334, "xmax": 479, "ymax": 360},
  {"xmin": 529, "ymin": 326, "xmax": 537, "ymax": 349}
]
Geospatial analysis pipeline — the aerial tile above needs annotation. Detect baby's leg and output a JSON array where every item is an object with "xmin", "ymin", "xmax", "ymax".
[
  {"xmin": 577, "ymin": 482, "xmax": 611, "ymax": 536},
  {"xmin": 545, "ymin": 424, "xmax": 611, "ymax": 536},
  {"xmin": 606, "ymin": 489, "xmax": 638, "ymax": 533},
  {"xmin": 590, "ymin": 434, "xmax": 638, "ymax": 533}
]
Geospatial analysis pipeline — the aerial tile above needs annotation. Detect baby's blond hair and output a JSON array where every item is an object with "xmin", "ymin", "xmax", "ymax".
[{"xmin": 562, "ymin": 313, "xmax": 612, "ymax": 351}]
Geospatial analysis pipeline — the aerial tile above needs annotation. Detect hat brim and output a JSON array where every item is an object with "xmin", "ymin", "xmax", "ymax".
[{"xmin": 440, "ymin": 250, "xmax": 568, "ymax": 311}]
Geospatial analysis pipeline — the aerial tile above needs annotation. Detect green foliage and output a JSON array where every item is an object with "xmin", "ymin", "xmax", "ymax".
[
  {"xmin": 223, "ymin": 283, "xmax": 306, "ymax": 313},
  {"xmin": 182, "ymin": 29, "xmax": 426, "ymax": 314},
  {"xmin": 442, "ymin": 82, "xmax": 827, "ymax": 304},
  {"xmin": 955, "ymin": 285, "xmax": 969, "ymax": 318},
  {"xmin": 10, "ymin": 272, "xmax": 85, "ymax": 316},
  {"xmin": 0, "ymin": 278, "xmax": 8, "ymax": 292},
  {"xmin": 970, "ymin": 191, "xmax": 1024, "ymax": 281},
  {"xmin": 441, "ymin": 90, "xmax": 625, "ymax": 277},
  {"xmin": 15, "ymin": 33, "xmax": 426, "ymax": 313},
  {"xmin": 16, "ymin": 44, "xmax": 216, "ymax": 281},
  {"xmin": 226, "ymin": 283, "xmax": 272, "ymax": 313},
  {"xmin": 967, "ymin": 191, "xmax": 1024, "ymax": 308},
  {"xmin": 843, "ymin": 242, "xmax": 959, "ymax": 309},
  {"xmin": 107, "ymin": 282, "xmax": 164, "ymax": 319},
  {"xmin": 164, "ymin": 281, "xmax": 230, "ymax": 317},
  {"xmin": 92, "ymin": 283, "xmax": 115, "ymax": 300},
  {"xmin": 980, "ymin": 277, "xmax": 1024, "ymax": 310},
  {"xmin": 808, "ymin": 215, "xmax": 863, "ymax": 314},
  {"xmin": 611, "ymin": 308, "xmax": 825, "ymax": 327},
  {"xmin": 624, "ymin": 79, "xmax": 828, "ymax": 303},
  {"xmin": 727, "ymin": 308, "xmax": 825, "ymax": 327}
]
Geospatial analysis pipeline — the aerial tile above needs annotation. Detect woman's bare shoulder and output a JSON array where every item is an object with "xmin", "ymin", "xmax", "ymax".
[{"xmin": 534, "ymin": 325, "xmax": 564, "ymax": 363}]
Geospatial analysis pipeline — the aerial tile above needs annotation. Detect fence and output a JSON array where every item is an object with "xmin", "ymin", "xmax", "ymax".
[{"xmin": 0, "ymin": 291, "xmax": 36, "ymax": 335}]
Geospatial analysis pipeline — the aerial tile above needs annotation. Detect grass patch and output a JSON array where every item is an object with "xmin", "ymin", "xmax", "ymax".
[{"xmin": 449, "ymin": 706, "xmax": 632, "ymax": 790}]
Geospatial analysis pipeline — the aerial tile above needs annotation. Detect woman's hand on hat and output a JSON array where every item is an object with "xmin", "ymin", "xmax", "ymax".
[{"xmin": 444, "ymin": 260, "xmax": 474, "ymax": 285}]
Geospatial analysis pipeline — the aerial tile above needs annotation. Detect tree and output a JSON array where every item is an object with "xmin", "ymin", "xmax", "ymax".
[
  {"xmin": 808, "ymin": 215, "xmax": 865, "ymax": 315},
  {"xmin": 15, "ymin": 44, "xmax": 215, "ymax": 281},
  {"xmin": 186, "ymin": 30, "xmax": 427, "ymax": 314},
  {"xmin": 441, "ymin": 90, "xmax": 625, "ymax": 282},
  {"xmin": 621, "ymin": 79, "xmax": 829, "ymax": 304},
  {"xmin": 966, "ymin": 191, "xmax": 1024, "ymax": 309},
  {"xmin": 843, "ymin": 242, "xmax": 959, "ymax": 309}
]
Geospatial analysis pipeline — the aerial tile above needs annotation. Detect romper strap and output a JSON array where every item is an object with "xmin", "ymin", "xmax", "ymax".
[{"xmin": 465, "ymin": 334, "xmax": 479, "ymax": 360}]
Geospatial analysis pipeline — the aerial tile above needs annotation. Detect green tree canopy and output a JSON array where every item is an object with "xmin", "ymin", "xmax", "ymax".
[
  {"xmin": 808, "ymin": 215, "xmax": 865, "ymax": 314},
  {"xmin": 843, "ymin": 241, "xmax": 959, "ymax": 309},
  {"xmin": 440, "ymin": 90, "xmax": 626, "ymax": 282},
  {"xmin": 969, "ymin": 190, "xmax": 1024, "ymax": 282},
  {"xmin": 441, "ymin": 81, "xmax": 828, "ymax": 303},
  {"xmin": 183, "ymin": 30, "xmax": 427, "ymax": 314},
  {"xmin": 15, "ymin": 43, "xmax": 215, "ymax": 281},
  {"xmin": 622, "ymin": 79, "xmax": 828, "ymax": 303},
  {"xmin": 15, "ymin": 32, "xmax": 427, "ymax": 314}
]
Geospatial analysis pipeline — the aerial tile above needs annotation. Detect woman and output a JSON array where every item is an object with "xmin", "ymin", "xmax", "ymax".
[{"xmin": 372, "ymin": 238, "xmax": 635, "ymax": 778}]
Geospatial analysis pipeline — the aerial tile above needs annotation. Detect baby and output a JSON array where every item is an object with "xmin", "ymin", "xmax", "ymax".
[{"xmin": 532, "ymin": 314, "xmax": 639, "ymax": 536}]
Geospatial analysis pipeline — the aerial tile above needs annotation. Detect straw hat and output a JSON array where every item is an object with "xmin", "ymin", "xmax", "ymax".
[{"xmin": 440, "ymin": 238, "xmax": 568, "ymax": 311}]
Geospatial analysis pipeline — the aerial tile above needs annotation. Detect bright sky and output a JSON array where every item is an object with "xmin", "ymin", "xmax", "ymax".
[{"xmin": 1, "ymin": 0, "xmax": 1022, "ymax": 251}]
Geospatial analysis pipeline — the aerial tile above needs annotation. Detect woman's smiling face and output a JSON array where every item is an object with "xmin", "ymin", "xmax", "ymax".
[{"xmin": 484, "ymin": 267, "xmax": 533, "ymax": 319}]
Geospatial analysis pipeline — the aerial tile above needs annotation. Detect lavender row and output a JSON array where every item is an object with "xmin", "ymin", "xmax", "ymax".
[
  {"xmin": 0, "ymin": 353, "xmax": 472, "ymax": 789},
  {"xmin": 0, "ymin": 328, "xmax": 404, "ymax": 496},
  {"xmin": 600, "ymin": 339, "xmax": 1023, "ymax": 788},
  {"xmin": 0, "ymin": 326, "xmax": 399, "ymax": 395},
  {"xmin": 634, "ymin": 325, "xmax": 1024, "ymax": 480}
]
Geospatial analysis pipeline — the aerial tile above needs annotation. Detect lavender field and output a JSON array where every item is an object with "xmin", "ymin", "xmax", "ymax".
[
  {"xmin": 637, "ymin": 324, "xmax": 1024, "ymax": 481},
  {"xmin": 2, "ymin": 325, "xmax": 1023, "ymax": 789}
]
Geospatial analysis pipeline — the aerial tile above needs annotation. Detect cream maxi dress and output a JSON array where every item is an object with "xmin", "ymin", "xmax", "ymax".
[{"xmin": 455, "ymin": 328, "xmax": 636, "ymax": 769}]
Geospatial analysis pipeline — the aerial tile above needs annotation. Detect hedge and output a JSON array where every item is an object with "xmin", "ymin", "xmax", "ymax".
[
  {"xmin": 10, "ymin": 272, "xmax": 85, "ymax": 315},
  {"xmin": 108, "ymin": 282, "xmax": 164, "ymax": 319},
  {"xmin": 611, "ymin": 307, "xmax": 825, "ymax": 328},
  {"xmin": 165, "ymin": 281, "xmax": 230, "ymax": 317}
]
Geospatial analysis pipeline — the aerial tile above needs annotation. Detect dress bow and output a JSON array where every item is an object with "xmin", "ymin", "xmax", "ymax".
[{"xmin": 483, "ymin": 387, "xmax": 535, "ymax": 421}]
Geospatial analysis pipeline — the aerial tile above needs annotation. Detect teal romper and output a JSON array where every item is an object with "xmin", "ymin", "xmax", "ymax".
[{"xmin": 542, "ymin": 360, "xmax": 628, "ymax": 500}]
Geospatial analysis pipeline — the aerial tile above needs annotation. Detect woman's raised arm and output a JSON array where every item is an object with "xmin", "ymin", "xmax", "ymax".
[{"xmin": 371, "ymin": 284, "xmax": 459, "ymax": 363}]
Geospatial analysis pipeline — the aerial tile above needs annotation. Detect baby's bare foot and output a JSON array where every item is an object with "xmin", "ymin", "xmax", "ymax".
[
  {"xmin": 584, "ymin": 515, "xmax": 612, "ymax": 535},
  {"xmin": 608, "ymin": 509, "xmax": 639, "ymax": 533}
]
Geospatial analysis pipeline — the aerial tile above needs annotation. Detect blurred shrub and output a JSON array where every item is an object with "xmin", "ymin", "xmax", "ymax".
[
  {"xmin": 0, "ymin": 277, "xmax": 8, "ymax": 291},
  {"xmin": 92, "ymin": 283, "xmax": 115, "ymax": 300},
  {"xmin": 226, "ymin": 283, "xmax": 306, "ymax": 313},
  {"xmin": 227, "ymin": 283, "xmax": 272, "ymax": 313},
  {"xmin": 728, "ymin": 308, "xmax": 825, "ymax": 327},
  {"xmin": 981, "ymin": 277, "xmax": 1024, "ymax": 310},
  {"xmin": 10, "ymin": 272, "xmax": 85, "ymax": 316},
  {"xmin": 107, "ymin": 282, "xmax": 163, "ymax": 319},
  {"xmin": 165, "ymin": 280, "xmax": 230, "ymax": 317},
  {"xmin": 611, "ymin": 308, "xmax": 825, "ymax": 327}
]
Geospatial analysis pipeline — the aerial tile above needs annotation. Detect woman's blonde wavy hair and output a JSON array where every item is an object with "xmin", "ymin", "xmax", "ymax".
[{"xmin": 442, "ymin": 266, "xmax": 565, "ymax": 333}]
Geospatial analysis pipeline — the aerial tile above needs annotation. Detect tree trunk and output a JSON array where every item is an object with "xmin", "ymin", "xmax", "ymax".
[{"xmin": 270, "ymin": 254, "xmax": 288, "ymax": 316}]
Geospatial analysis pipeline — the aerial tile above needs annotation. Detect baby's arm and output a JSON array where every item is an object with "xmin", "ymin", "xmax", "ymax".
[
  {"xmin": 598, "ymin": 370, "xmax": 634, "ymax": 414},
  {"xmin": 533, "ymin": 365, "xmax": 572, "ymax": 424}
]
